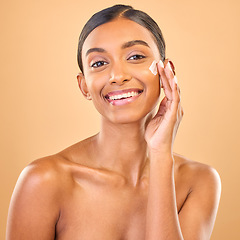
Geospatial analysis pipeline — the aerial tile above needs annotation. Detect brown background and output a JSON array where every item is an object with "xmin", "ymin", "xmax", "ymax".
[{"xmin": 1, "ymin": 0, "xmax": 239, "ymax": 239}]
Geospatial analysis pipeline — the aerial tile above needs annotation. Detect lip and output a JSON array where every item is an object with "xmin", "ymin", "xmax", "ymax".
[{"xmin": 104, "ymin": 88, "xmax": 143, "ymax": 106}]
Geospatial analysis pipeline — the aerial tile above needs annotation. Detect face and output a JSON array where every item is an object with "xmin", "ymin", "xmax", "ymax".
[{"xmin": 78, "ymin": 18, "xmax": 161, "ymax": 124}]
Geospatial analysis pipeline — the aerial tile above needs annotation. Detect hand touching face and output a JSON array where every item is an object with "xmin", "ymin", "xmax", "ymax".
[{"xmin": 145, "ymin": 59, "xmax": 183, "ymax": 154}]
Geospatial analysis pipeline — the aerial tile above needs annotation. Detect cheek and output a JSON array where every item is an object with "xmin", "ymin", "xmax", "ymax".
[
  {"xmin": 134, "ymin": 66, "xmax": 160, "ymax": 94},
  {"xmin": 133, "ymin": 67, "xmax": 161, "ymax": 113},
  {"xmin": 85, "ymin": 73, "xmax": 106, "ymax": 97},
  {"xmin": 84, "ymin": 74, "xmax": 108, "ymax": 115}
]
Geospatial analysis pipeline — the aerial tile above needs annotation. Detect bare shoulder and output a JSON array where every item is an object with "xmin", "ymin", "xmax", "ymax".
[
  {"xmin": 6, "ymin": 155, "xmax": 71, "ymax": 239},
  {"xmin": 173, "ymin": 153, "xmax": 221, "ymax": 191},
  {"xmin": 8, "ymin": 154, "xmax": 71, "ymax": 214},
  {"xmin": 16, "ymin": 135, "xmax": 99, "ymax": 191},
  {"xmin": 173, "ymin": 153, "xmax": 221, "ymax": 238},
  {"xmin": 16, "ymin": 155, "xmax": 69, "ymax": 193},
  {"xmin": 18, "ymin": 134, "xmax": 97, "ymax": 188},
  {"xmin": 13, "ymin": 136, "xmax": 97, "ymax": 197}
]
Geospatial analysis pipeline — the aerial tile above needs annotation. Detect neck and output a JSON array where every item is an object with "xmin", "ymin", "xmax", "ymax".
[{"xmin": 92, "ymin": 116, "xmax": 151, "ymax": 186}]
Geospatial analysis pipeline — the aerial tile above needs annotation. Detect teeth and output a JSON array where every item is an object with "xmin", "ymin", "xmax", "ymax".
[{"xmin": 108, "ymin": 91, "xmax": 140, "ymax": 100}]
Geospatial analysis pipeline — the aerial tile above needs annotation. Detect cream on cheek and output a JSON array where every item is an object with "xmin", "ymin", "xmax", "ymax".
[
  {"xmin": 131, "ymin": 63, "xmax": 160, "ymax": 103},
  {"xmin": 149, "ymin": 60, "xmax": 162, "ymax": 88},
  {"xmin": 146, "ymin": 61, "xmax": 161, "ymax": 100},
  {"xmin": 149, "ymin": 60, "xmax": 158, "ymax": 75}
]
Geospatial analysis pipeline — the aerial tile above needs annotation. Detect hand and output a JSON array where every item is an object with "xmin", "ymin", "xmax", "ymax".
[{"xmin": 145, "ymin": 60, "xmax": 183, "ymax": 154}]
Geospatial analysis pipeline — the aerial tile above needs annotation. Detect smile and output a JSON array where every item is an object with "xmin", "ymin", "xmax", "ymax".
[{"xmin": 105, "ymin": 88, "xmax": 143, "ymax": 106}]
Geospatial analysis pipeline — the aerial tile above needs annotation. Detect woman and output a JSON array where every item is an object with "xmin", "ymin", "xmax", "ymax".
[{"xmin": 6, "ymin": 4, "xmax": 221, "ymax": 240}]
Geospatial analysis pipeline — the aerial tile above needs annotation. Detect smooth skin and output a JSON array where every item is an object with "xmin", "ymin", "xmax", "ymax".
[{"xmin": 6, "ymin": 18, "xmax": 221, "ymax": 240}]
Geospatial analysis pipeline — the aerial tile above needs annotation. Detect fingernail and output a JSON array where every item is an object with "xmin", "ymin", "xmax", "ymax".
[{"xmin": 159, "ymin": 60, "xmax": 164, "ymax": 68}]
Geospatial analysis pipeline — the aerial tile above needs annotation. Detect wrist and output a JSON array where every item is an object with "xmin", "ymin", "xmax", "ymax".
[
  {"xmin": 149, "ymin": 149, "xmax": 174, "ymax": 163},
  {"xmin": 148, "ymin": 146, "xmax": 172, "ymax": 157}
]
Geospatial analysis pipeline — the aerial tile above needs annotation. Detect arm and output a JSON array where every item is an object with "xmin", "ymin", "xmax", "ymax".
[
  {"xmin": 146, "ymin": 152, "xmax": 183, "ymax": 239},
  {"xmin": 146, "ymin": 154, "xmax": 221, "ymax": 240},
  {"xmin": 178, "ymin": 165, "xmax": 221, "ymax": 239},
  {"xmin": 6, "ymin": 160, "xmax": 61, "ymax": 240},
  {"xmin": 144, "ymin": 60, "xmax": 221, "ymax": 239}
]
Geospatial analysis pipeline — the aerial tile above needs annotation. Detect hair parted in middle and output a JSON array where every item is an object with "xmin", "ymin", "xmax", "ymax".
[{"xmin": 77, "ymin": 4, "xmax": 166, "ymax": 74}]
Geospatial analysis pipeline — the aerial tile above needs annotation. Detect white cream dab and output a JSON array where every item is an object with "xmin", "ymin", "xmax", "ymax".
[{"xmin": 149, "ymin": 60, "xmax": 158, "ymax": 75}]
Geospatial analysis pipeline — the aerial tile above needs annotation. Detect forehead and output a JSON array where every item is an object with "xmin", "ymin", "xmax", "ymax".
[{"xmin": 82, "ymin": 18, "xmax": 160, "ymax": 57}]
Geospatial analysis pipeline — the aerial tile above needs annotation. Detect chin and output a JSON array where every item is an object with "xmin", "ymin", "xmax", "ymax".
[
  {"xmin": 95, "ymin": 93, "xmax": 160, "ymax": 125},
  {"xmin": 102, "ymin": 107, "xmax": 157, "ymax": 125}
]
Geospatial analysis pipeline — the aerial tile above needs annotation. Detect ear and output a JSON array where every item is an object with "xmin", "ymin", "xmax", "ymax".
[
  {"xmin": 77, "ymin": 73, "xmax": 92, "ymax": 100},
  {"xmin": 164, "ymin": 58, "xmax": 175, "ymax": 75},
  {"xmin": 163, "ymin": 58, "xmax": 169, "ymax": 67}
]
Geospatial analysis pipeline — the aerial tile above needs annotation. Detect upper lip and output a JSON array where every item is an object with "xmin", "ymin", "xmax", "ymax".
[{"xmin": 104, "ymin": 88, "xmax": 143, "ymax": 99}]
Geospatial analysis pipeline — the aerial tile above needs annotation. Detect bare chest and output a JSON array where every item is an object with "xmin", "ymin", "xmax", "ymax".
[
  {"xmin": 55, "ymin": 177, "xmax": 149, "ymax": 240},
  {"xmin": 55, "ymin": 173, "xmax": 188, "ymax": 240}
]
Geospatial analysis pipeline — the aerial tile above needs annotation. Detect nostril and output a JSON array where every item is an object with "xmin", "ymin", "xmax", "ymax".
[{"xmin": 109, "ymin": 74, "xmax": 131, "ymax": 85}]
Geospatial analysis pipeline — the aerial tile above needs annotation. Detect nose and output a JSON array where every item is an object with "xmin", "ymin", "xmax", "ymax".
[{"xmin": 109, "ymin": 62, "xmax": 131, "ymax": 85}]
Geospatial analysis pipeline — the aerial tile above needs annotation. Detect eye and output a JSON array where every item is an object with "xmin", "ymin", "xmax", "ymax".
[
  {"xmin": 128, "ymin": 54, "xmax": 146, "ymax": 60},
  {"xmin": 91, "ymin": 61, "xmax": 108, "ymax": 68}
]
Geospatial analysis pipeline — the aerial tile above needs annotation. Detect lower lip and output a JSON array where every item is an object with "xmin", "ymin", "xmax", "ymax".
[{"xmin": 106, "ymin": 93, "xmax": 142, "ymax": 106}]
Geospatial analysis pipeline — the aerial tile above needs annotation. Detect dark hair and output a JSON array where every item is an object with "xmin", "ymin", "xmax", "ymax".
[{"xmin": 77, "ymin": 4, "xmax": 166, "ymax": 73}]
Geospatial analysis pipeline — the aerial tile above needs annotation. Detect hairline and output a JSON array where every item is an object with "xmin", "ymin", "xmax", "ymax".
[{"xmin": 78, "ymin": 7, "xmax": 165, "ymax": 73}]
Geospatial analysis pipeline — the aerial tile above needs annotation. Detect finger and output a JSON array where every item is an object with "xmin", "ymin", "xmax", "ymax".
[
  {"xmin": 179, "ymin": 106, "xmax": 184, "ymax": 120},
  {"xmin": 168, "ymin": 60, "xmax": 176, "ymax": 76},
  {"xmin": 157, "ymin": 60, "xmax": 173, "ymax": 101},
  {"xmin": 165, "ymin": 61, "xmax": 176, "ymax": 90},
  {"xmin": 177, "ymin": 83, "xmax": 180, "ymax": 95},
  {"xmin": 170, "ymin": 78, "xmax": 180, "ymax": 114},
  {"xmin": 168, "ymin": 78, "xmax": 180, "ymax": 120},
  {"xmin": 150, "ymin": 97, "xmax": 167, "ymax": 122},
  {"xmin": 173, "ymin": 78, "xmax": 181, "ymax": 100},
  {"xmin": 160, "ymin": 60, "xmax": 179, "ymax": 103},
  {"xmin": 154, "ymin": 96, "xmax": 168, "ymax": 118},
  {"xmin": 159, "ymin": 60, "xmax": 182, "ymax": 121}
]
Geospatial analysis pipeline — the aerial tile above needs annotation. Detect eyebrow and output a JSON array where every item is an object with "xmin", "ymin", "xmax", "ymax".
[
  {"xmin": 85, "ymin": 48, "xmax": 106, "ymax": 57},
  {"xmin": 121, "ymin": 40, "xmax": 150, "ymax": 49},
  {"xmin": 85, "ymin": 40, "xmax": 150, "ymax": 57}
]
